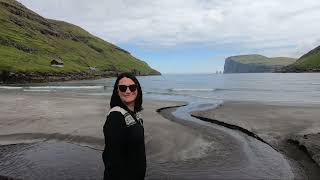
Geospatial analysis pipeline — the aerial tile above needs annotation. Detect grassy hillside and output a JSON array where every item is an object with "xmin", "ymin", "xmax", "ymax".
[
  {"xmin": 0, "ymin": 0, "xmax": 159, "ymax": 76},
  {"xmin": 290, "ymin": 46, "xmax": 320, "ymax": 71},
  {"xmin": 228, "ymin": 54, "xmax": 296, "ymax": 66}
]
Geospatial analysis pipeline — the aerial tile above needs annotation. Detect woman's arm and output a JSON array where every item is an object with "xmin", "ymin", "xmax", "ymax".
[{"xmin": 103, "ymin": 111, "xmax": 128, "ymax": 179}]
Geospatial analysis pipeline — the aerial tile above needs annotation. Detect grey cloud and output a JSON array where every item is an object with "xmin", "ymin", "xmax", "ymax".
[{"xmin": 17, "ymin": 0, "xmax": 320, "ymax": 57}]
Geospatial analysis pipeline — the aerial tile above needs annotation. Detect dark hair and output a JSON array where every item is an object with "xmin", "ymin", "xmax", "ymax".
[{"xmin": 110, "ymin": 72, "xmax": 143, "ymax": 112}]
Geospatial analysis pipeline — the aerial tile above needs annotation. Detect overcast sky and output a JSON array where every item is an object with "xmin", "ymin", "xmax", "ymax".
[{"xmin": 17, "ymin": 0, "xmax": 320, "ymax": 73}]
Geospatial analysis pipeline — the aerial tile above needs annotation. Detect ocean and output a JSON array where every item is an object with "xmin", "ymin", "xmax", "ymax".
[
  {"xmin": 1, "ymin": 73, "xmax": 320, "ymax": 104},
  {"xmin": 2, "ymin": 73, "xmax": 319, "ymax": 125}
]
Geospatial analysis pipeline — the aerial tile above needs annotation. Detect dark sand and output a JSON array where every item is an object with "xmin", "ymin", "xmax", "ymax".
[
  {"xmin": 192, "ymin": 101, "xmax": 320, "ymax": 179},
  {"xmin": 0, "ymin": 93, "xmax": 307, "ymax": 179}
]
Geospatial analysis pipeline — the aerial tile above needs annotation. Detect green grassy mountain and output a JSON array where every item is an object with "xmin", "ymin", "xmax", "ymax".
[
  {"xmin": 227, "ymin": 54, "xmax": 296, "ymax": 65},
  {"xmin": 0, "ymin": 0, "xmax": 160, "ymax": 82},
  {"xmin": 282, "ymin": 45, "xmax": 320, "ymax": 72},
  {"xmin": 224, "ymin": 54, "xmax": 296, "ymax": 73}
]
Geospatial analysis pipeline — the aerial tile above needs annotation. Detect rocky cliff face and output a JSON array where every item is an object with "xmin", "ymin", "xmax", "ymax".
[
  {"xmin": 223, "ymin": 55, "xmax": 296, "ymax": 73},
  {"xmin": 224, "ymin": 58, "xmax": 284, "ymax": 73}
]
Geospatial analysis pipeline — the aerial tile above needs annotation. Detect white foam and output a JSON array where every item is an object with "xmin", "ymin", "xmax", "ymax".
[
  {"xmin": 0, "ymin": 86, "xmax": 23, "ymax": 89},
  {"xmin": 170, "ymin": 88, "xmax": 216, "ymax": 92},
  {"xmin": 23, "ymin": 89, "xmax": 53, "ymax": 92},
  {"xmin": 28, "ymin": 86, "xmax": 104, "ymax": 89},
  {"xmin": 85, "ymin": 93, "xmax": 112, "ymax": 96}
]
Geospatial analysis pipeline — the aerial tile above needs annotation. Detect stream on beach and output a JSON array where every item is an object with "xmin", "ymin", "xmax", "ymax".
[
  {"xmin": 0, "ymin": 103, "xmax": 293, "ymax": 179},
  {"xmin": 1, "ymin": 73, "xmax": 320, "ymax": 179}
]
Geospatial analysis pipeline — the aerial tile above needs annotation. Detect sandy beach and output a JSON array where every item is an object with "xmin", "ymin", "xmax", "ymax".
[
  {"xmin": 0, "ymin": 93, "xmax": 317, "ymax": 179},
  {"xmin": 0, "ymin": 93, "xmax": 215, "ymax": 179},
  {"xmin": 192, "ymin": 101, "xmax": 320, "ymax": 179}
]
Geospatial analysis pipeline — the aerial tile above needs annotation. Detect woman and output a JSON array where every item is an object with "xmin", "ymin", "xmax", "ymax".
[{"xmin": 102, "ymin": 73, "xmax": 146, "ymax": 180}]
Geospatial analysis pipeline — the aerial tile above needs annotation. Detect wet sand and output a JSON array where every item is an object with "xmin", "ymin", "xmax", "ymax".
[
  {"xmin": 0, "ymin": 93, "xmax": 302, "ymax": 179},
  {"xmin": 0, "ymin": 93, "xmax": 208, "ymax": 161},
  {"xmin": 192, "ymin": 101, "xmax": 320, "ymax": 179},
  {"xmin": 0, "ymin": 93, "xmax": 215, "ymax": 179}
]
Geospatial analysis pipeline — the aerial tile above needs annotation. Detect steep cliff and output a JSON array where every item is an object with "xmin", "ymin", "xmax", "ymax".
[{"xmin": 224, "ymin": 55, "xmax": 296, "ymax": 73}]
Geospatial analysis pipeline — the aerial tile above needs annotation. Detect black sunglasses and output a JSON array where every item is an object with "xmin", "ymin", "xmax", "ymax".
[{"xmin": 118, "ymin": 84, "xmax": 137, "ymax": 92}]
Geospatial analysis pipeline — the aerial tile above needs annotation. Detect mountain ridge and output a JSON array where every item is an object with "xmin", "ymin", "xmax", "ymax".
[
  {"xmin": 281, "ymin": 45, "xmax": 320, "ymax": 72},
  {"xmin": 0, "ymin": 0, "xmax": 160, "ymax": 83}
]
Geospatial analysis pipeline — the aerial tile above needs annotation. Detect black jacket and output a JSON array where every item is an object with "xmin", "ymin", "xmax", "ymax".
[{"xmin": 102, "ymin": 110, "xmax": 146, "ymax": 180}]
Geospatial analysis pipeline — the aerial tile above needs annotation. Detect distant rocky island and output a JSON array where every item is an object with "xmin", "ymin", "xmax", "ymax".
[
  {"xmin": 224, "ymin": 44, "xmax": 320, "ymax": 73},
  {"xmin": 0, "ymin": 0, "xmax": 160, "ymax": 83},
  {"xmin": 224, "ymin": 55, "xmax": 296, "ymax": 73}
]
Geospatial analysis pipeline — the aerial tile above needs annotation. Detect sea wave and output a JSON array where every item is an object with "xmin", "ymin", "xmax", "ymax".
[
  {"xmin": 144, "ymin": 91, "xmax": 181, "ymax": 96},
  {"xmin": 85, "ymin": 92, "xmax": 112, "ymax": 96},
  {"xmin": 168, "ymin": 88, "xmax": 277, "ymax": 92},
  {"xmin": 27, "ymin": 86, "xmax": 105, "ymax": 89},
  {"xmin": 169, "ymin": 88, "xmax": 217, "ymax": 92},
  {"xmin": 23, "ymin": 89, "xmax": 54, "ymax": 92},
  {"xmin": 144, "ymin": 91, "xmax": 217, "ymax": 100},
  {"xmin": 0, "ymin": 86, "xmax": 23, "ymax": 89}
]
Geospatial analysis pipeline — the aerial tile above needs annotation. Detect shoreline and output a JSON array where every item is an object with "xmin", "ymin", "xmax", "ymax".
[{"xmin": 0, "ymin": 71, "xmax": 161, "ymax": 84}]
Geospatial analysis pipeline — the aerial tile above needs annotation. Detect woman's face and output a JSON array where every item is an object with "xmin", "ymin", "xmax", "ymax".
[{"xmin": 118, "ymin": 77, "xmax": 138, "ymax": 106}]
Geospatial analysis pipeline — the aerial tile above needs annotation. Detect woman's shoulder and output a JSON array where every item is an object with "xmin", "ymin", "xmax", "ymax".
[
  {"xmin": 105, "ymin": 111, "xmax": 126, "ymax": 128},
  {"xmin": 107, "ymin": 111, "xmax": 125, "ymax": 120}
]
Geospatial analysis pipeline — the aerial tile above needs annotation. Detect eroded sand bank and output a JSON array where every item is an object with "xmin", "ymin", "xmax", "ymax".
[{"xmin": 192, "ymin": 101, "xmax": 320, "ymax": 179}]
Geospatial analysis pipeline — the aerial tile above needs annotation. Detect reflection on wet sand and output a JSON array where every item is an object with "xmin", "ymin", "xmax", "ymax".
[{"xmin": 0, "ymin": 142, "xmax": 104, "ymax": 180}]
